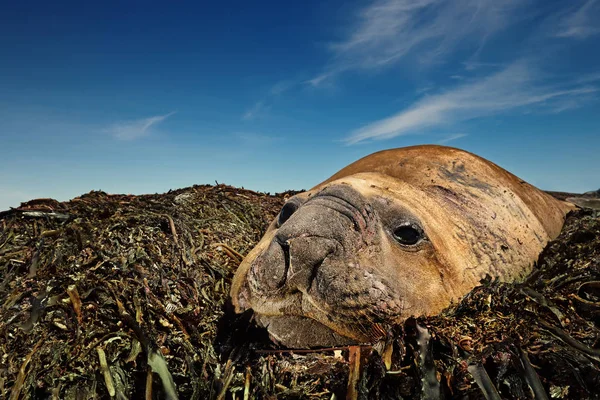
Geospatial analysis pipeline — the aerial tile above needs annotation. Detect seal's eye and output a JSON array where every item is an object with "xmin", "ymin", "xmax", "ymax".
[
  {"xmin": 393, "ymin": 225, "xmax": 422, "ymax": 245},
  {"xmin": 277, "ymin": 201, "xmax": 299, "ymax": 227}
]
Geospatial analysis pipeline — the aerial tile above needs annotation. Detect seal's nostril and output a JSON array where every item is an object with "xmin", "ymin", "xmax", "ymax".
[
  {"xmin": 279, "ymin": 240, "xmax": 291, "ymax": 286},
  {"xmin": 249, "ymin": 238, "xmax": 291, "ymax": 292}
]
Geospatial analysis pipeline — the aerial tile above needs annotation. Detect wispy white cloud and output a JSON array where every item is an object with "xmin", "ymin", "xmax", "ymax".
[
  {"xmin": 462, "ymin": 61, "xmax": 505, "ymax": 71},
  {"xmin": 415, "ymin": 85, "xmax": 435, "ymax": 95},
  {"xmin": 242, "ymin": 101, "xmax": 267, "ymax": 120},
  {"xmin": 306, "ymin": 72, "xmax": 336, "ymax": 87},
  {"xmin": 555, "ymin": 0, "xmax": 600, "ymax": 39},
  {"xmin": 575, "ymin": 71, "xmax": 600, "ymax": 85},
  {"xmin": 438, "ymin": 133, "xmax": 468, "ymax": 144},
  {"xmin": 346, "ymin": 62, "xmax": 598, "ymax": 144},
  {"xmin": 269, "ymin": 80, "xmax": 296, "ymax": 96},
  {"xmin": 243, "ymin": 80, "xmax": 299, "ymax": 120},
  {"xmin": 310, "ymin": 0, "xmax": 526, "ymax": 86},
  {"xmin": 107, "ymin": 112, "xmax": 175, "ymax": 141}
]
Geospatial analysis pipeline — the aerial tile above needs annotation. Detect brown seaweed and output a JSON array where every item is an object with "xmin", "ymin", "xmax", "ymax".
[{"xmin": 1, "ymin": 186, "xmax": 599, "ymax": 399}]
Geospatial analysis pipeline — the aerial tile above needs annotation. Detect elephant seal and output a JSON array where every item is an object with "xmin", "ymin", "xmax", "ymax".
[{"xmin": 230, "ymin": 145, "xmax": 575, "ymax": 348}]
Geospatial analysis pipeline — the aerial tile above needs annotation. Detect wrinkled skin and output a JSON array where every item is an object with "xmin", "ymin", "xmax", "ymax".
[{"xmin": 230, "ymin": 145, "xmax": 575, "ymax": 348}]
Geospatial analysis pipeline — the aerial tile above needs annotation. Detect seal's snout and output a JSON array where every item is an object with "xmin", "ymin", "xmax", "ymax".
[
  {"xmin": 247, "ymin": 183, "xmax": 380, "ymax": 298},
  {"xmin": 249, "ymin": 227, "xmax": 341, "ymax": 295},
  {"xmin": 278, "ymin": 236, "xmax": 338, "ymax": 293},
  {"xmin": 236, "ymin": 182, "xmax": 395, "ymax": 346},
  {"xmin": 244, "ymin": 184, "xmax": 377, "ymax": 305}
]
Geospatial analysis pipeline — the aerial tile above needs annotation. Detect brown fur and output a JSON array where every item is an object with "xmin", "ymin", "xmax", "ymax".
[{"xmin": 231, "ymin": 145, "xmax": 574, "ymax": 348}]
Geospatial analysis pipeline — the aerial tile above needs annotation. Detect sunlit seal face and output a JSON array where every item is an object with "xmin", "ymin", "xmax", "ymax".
[
  {"xmin": 234, "ymin": 176, "xmax": 447, "ymax": 347},
  {"xmin": 230, "ymin": 146, "xmax": 574, "ymax": 348}
]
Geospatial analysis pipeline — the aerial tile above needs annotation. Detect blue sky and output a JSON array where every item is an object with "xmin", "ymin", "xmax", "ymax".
[{"xmin": 1, "ymin": 0, "xmax": 599, "ymax": 210}]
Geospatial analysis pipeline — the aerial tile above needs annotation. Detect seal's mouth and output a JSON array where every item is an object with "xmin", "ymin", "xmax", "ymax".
[
  {"xmin": 238, "ymin": 232, "xmax": 404, "ymax": 346},
  {"xmin": 242, "ymin": 251, "xmax": 402, "ymax": 348},
  {"xmin": 254, "ymin": 315, "xmax": 357, "ymax": 348},
  {"xmin": 253, "ymin": 310, "xmax": 390, "ymax": 349}
]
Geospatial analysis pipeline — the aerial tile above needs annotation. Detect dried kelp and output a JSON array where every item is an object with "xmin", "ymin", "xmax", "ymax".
[
  {"xmin": 0, "ymin": 186, "xmax": 287, "ymax": 399},
  {"xmin": 1, "ymin": 187, "xmax": 599, "ymax": 399}
]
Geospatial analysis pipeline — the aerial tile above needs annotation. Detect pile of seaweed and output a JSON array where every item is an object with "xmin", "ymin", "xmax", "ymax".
[
  {"xmin": 0, "ymin": 185, "xmax": 286, "ymax": 399},
  {"xmin": 1, "ymin": 186, "xmax": 599, "ymax": 399}
]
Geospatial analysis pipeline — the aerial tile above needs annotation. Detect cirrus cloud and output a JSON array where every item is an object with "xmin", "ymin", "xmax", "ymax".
[
  {"xmin": 107, "ymin": 112, "xmax": 175, "ymax": 141},
  {"xmin": 346, "ymin": 63, "xmax": 598, "ymax": 144},
  {"xmin": 555, "ymin": 0, "xmax": 600, "ymax": 39},
  {"xmin": 310, "ymin": 0, "xmax": 527, "ymax": 86}
]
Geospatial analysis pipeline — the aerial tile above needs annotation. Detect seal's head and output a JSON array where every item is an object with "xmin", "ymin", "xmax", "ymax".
[{"xmin": 230, "ymin": 146, "xmax": 573, "ymax": 348}]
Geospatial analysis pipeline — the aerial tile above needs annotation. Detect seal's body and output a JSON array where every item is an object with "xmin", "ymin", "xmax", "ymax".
[{"xmin": 231, "ymin": 145, "xmax": 575, "ymax": 348}]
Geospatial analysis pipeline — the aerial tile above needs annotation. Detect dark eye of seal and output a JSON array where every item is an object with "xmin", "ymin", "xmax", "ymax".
[
  {"xmin": 393, "ymin": 225, "xmax": 422, "ymax": 245},
  {"xmin": 277, "ymin": 201, "xmax": 299, "ymax": 227}
]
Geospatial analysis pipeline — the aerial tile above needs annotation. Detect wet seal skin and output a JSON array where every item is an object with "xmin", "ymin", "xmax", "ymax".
[{"xmin": 230, "ymin": 145, "xmax": 576, "ymax": 348}]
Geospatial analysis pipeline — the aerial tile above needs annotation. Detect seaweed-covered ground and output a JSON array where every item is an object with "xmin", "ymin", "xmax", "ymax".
[{"xmin": 0, "ymin": 186, "xmax": 599, "ymax": 399}]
